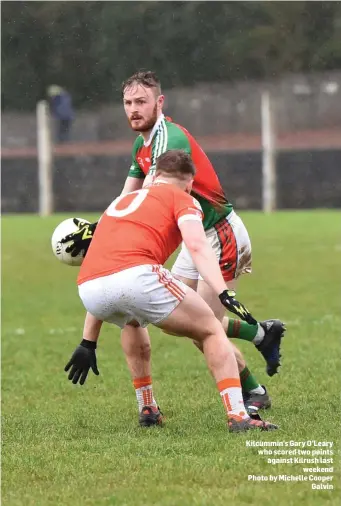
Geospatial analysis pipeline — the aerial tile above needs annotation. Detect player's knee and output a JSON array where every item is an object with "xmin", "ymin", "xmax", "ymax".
[
  {"xmin": 192, "ymin": 339, "xmax": 203, "ymax": 353},
  {"xmin": 162, "ymin": 328, "xmax": 183, "ymax": 337},
  {"xmin": 196, "ymin": 315, "xmax": 223, "ymax": 343}
]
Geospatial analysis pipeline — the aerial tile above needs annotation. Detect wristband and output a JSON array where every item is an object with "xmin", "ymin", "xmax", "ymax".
[{"xmin": 80, "ymin": 339, "xmax": 97, "ymax": 350}]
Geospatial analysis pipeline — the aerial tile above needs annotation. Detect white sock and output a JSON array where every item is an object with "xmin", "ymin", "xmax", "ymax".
[
  {"xmin": 133, "ymin": 378, "xmax": 158, "ymax": 412},
  {"xmin": 134, "ymin": 386, "xmax": 158, "ymax": 412},
  {"xmin": 219, "ymin": 381, "xmax": 249, "ymax": 420},
  {"xmin": 249, "ymin": 385, "xmax": 266, "ymax": 395},
  {"xmin": 252, "ymin": 323, "xmax": 265, "ymax": 345}
]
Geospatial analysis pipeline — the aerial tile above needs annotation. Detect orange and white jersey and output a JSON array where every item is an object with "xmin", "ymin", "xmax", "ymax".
[{"xmin": 77, "ymin": 180, "xmax": 203, "ymax": 285}]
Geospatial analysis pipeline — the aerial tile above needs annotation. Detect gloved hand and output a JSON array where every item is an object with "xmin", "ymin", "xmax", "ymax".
[
  {"xmin": 64, "ymin": 339, "xmax": 99, "ymax": 385},
  {"xmin": 60, "ymin": 219, "xmax": 98, "ymax": 257},
  {"xmin": 219, "ymin": 289, "xmax": 257, "ymax": 325}
]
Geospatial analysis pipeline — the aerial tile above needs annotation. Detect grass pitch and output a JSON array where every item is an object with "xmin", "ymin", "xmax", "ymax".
[{"xmin": 2, "ymin": 210, "xmax": 340, "ymax": 506}]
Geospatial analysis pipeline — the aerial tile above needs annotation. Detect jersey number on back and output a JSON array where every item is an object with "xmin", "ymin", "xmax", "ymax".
[{"xmin": 106, "ymin": 189, "xmax": 149, "ymax": 218}]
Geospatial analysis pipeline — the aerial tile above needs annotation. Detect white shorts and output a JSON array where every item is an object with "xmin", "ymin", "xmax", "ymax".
[
  {"xmin": 78, "ymin": 264, "xmax": 187, "ymax": 328},
  {"xmin": 171, "ymin": 210, "xmax": 252, "ymax": 282}
]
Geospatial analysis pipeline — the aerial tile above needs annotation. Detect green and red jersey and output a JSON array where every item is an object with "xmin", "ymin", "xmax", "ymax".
[{"xmin": 128, "ymin": 114, "xmax": 233, "ymax": 230}]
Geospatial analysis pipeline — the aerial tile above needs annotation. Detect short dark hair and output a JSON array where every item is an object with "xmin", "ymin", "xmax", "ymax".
[
  {"xmin": 122, "ymin": 70, "xmax": 161, "ymax": 96},
  {"xmin": 155, "ymin": 150, "xmax": 196, "ymax": 179}
]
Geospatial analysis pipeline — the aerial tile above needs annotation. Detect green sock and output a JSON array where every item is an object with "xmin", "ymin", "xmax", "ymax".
[
  {"xmin": 227, "ymin": 318, "xmax": 260, "ymax": 342},
  {"xmin": 240, "ymin": 366, "xmax": 261, "ymax": 392}
]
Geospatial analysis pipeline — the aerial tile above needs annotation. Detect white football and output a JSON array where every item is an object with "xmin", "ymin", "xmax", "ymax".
[{"xmin": 51, "ymin": 217, "xmax": 90, "ymax": 266}]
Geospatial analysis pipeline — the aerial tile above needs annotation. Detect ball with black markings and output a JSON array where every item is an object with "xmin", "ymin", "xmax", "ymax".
[{"xmin": 51, "ymin": 218, "xmax": 90, "ymax": 266}]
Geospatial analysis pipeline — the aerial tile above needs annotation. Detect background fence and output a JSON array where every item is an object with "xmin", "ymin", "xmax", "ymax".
[{"xmin": 2, "ymin": 71, "xmax": 341, "ymax": 213}]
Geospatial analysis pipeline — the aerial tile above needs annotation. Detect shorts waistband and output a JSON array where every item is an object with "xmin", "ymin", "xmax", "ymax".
[{"xmin": 207, "ymin": 211, "xmax": 236, "ymax": 236}]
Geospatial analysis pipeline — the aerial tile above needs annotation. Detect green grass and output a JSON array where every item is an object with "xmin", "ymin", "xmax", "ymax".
[{"xmin": 2, "ymin": 210, "xmax": 340, "ymax": 506}]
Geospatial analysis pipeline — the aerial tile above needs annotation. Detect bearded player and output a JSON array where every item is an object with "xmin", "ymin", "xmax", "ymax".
[
  {"xmin": 65, "ymin": 150, "xmax": 279, "ymax": 432},
  {"xmin": 62, "ymin": 71, "xmax": 286, "ymax": 417}
]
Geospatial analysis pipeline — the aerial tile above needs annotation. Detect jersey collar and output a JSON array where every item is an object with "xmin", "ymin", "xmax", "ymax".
[
  {"xmin": 144, "ymin": 178, "xmax": 171, "ymax": 189},
  {"xmin": 153, "ymin": 178, "xmax": 170, "ymax": 185},
  {"xmin": 143, "ymin": 114, "xmax": 165, "ymax": 147}
]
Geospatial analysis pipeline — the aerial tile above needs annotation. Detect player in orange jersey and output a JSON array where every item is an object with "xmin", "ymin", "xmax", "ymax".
[
  {"xmin": 64, "ymin": 150, "xmax": 278, "ymax": 432},
  {"xmin": 62, "ymin": 71, "xmax": 286, "ymax": 416}
]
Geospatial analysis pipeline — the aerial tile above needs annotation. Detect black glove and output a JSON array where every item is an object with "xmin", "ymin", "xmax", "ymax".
[
  {"xmin": 219, "ymin": 289, "xmax": 257, "ymax": 325},
  {"xmin": 60, "ymin": 219, "xmax": 98, "ymax": 258},
  {"xmin": 64, "ymin": 339, "xmax": 99, "ymax": 385}
]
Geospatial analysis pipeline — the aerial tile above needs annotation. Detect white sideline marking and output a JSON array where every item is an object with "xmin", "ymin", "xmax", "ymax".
[
  {"xmin": 5, "ymin": 317, "xmax": 339, "ymax": 337},
  {"xmin": 282, "ymin": 319, "xmax": 300, "ymax": 326},
  {"xmin": 48, "ymin": 327, "xmax": 77, "ymax": 335},
  {"xmin": 283, "ymin": 314, "xmax": 339, "ymax": 327},
  {"xmin": 3, "ymin": 327, "xmax": 77, "ymax": 337}
]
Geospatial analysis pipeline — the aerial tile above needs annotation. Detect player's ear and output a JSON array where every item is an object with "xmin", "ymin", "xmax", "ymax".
[
  {"xmin": 157, "ymin": 94, "xmax": 165, "ymax": 110},
  {"xmin": 185, "ymin": 179, "xmax": 193, "ymax": 194}
]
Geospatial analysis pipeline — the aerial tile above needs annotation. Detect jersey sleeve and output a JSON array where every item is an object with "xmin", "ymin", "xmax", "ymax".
[
  {"xmin": 173, "ymin": 192, "xmax": 203, "ymax": 226},
  {"xmin": 128, "ymin": 136, "xmax": 145, "ymax": 179}
]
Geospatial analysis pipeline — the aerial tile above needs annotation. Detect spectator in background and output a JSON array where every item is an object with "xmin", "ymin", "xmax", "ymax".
[{"xmin": 47, "ymin": 85, "xmax": 74, "ymax": 143}]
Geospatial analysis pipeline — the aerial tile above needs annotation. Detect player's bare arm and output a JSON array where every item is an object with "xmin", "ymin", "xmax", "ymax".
[
  {"xmin": 83, "ymin": 311, "xmax": 103, "ymax": 343},
  {"xmin": 121, "ymin": 176, "xmax": 144, "ymax": 195},
  {"xmin": 179, "ymin": 220, "xmax": 227, "ymax": 296},
  {"xmin": 179, "ymin": 220, "xmax": 257, "ymax": 324}
]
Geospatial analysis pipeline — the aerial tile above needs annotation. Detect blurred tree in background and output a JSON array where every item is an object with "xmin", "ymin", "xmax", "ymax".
[{"xmin": 2, "ymin": 0, "xmax": 341, "ymax": 111}]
